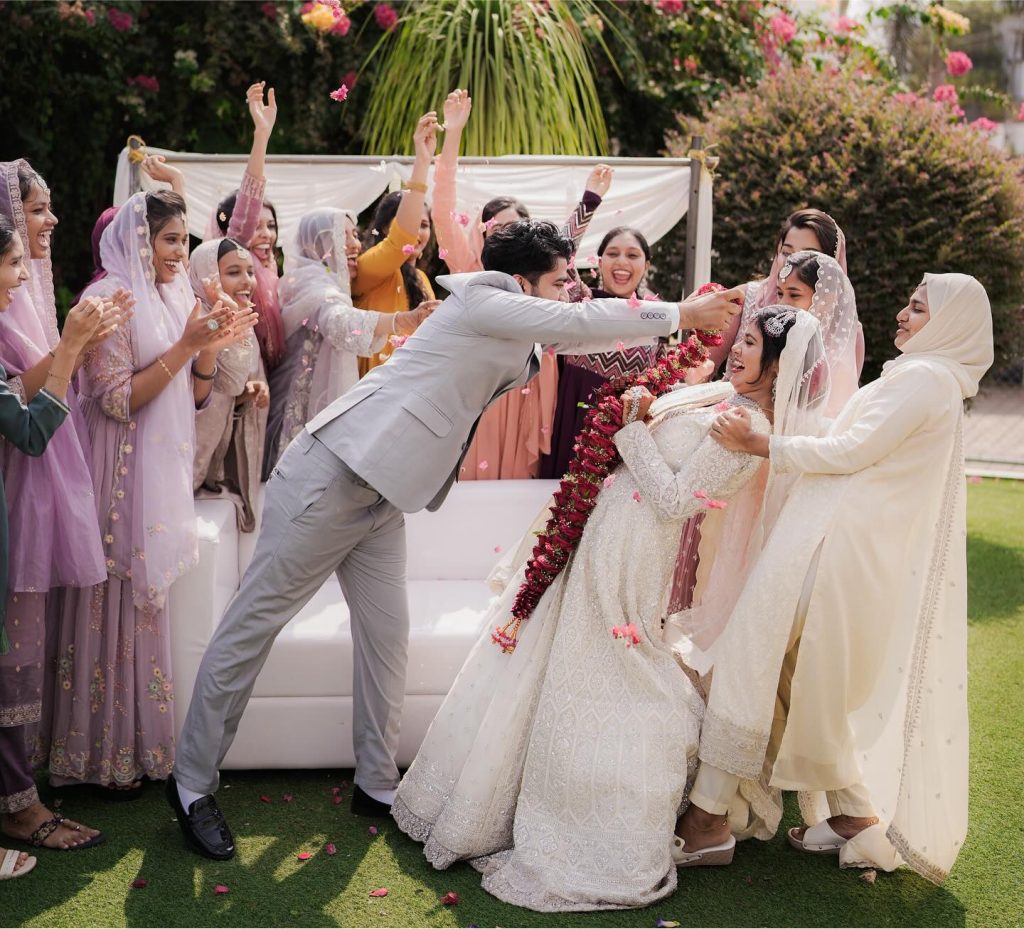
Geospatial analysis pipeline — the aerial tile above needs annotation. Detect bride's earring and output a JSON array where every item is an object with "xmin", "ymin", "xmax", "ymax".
[{"xmin": 771, "ymin": 378, "xmax": 778, "ymax": 402}]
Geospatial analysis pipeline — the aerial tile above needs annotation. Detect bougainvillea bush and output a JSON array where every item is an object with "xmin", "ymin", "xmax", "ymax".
[{"xmin": 667, "ymin": 67, "xmax": 1024, "ymax": 379}]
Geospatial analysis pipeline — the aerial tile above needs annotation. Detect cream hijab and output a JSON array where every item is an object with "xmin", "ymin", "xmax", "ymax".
[{"xmin": 885, "ymin": 272, "xmax": 993, "ymax": 399}]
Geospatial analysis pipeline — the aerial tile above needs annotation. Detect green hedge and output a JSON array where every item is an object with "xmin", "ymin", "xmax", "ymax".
[{"xmin": 668, "ymin": 67, "xmax": 1024, "ymax": 380}]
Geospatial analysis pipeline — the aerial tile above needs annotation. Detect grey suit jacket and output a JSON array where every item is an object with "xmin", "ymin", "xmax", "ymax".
[{"xmin": 306, "ymin": 270, "xmax": 680, "ymax": 512}]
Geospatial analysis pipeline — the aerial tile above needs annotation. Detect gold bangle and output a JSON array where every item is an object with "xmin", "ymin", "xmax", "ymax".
[
  {"xmin": 402, "ymin": 180, "xmax": 428, "ymax": 194},
  {"xmin": 157, "ymin": 356, "xmax": 175, "ymax": 381}
]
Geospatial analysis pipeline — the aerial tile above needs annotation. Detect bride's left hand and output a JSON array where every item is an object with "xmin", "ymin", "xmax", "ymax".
[
  {"xmin": 619, "ymin": 386, "xmax": 655, "ymax": 425},
  {"xmin": 711, "ymin": 407, "xmax": 754, "ymax": 451}
]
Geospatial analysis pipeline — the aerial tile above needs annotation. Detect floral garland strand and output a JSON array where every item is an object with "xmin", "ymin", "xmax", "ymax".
[{"xmin": 492, "ymin": 288, "xmax": 730, "ymax": 653}]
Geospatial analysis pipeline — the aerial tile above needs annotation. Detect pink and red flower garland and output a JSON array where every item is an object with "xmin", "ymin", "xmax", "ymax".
[{"xmin": 492, "ymin": 286, "xmax": 730, "ymax": 653}]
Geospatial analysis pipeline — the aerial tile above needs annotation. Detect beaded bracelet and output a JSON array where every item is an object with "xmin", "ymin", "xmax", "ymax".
[{"xmin": 157, "ymin": 357, "xmax": 175, "ymax": 381}]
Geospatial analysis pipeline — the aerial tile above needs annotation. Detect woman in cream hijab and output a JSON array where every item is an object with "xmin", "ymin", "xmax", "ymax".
[{"xmin": 676, "ymin": 273, "xmax": 992, "ymax": 885}]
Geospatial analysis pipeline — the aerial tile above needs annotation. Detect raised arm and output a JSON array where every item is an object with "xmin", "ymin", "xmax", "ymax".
[
  {"xmin": 432, "ymin": 89, "xmax": 477, "ymax": 273},
  {"xmin": 226, "ymin": 82, "xmax": 277, "ymax": 244},
  {"xmin": 614, "ymin": 414, "xmax": 766, "ymax": 521},
  {"xmin": 561, "ymin": 164, "xmax": 611, "ymax": 251}
]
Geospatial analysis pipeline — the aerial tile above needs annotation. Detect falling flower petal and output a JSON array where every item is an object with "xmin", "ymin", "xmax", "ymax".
[
  {"xmin": 330, "ymin": 786, "xmax": 342, "ymax": 795},
  {"xmin": 369, "ymin": 887, "xmax": 389, "ymax": 897},
  {"xmin": 693, "ymin": 490, "xmax": 709, "ymax": 500},
  {"xmin": 332, "ymin": 795, "xmax": 343, "ymax": 805},
  {"xmin": 131, "ymin": 878, "xmax": 148, "ymax": 889},
  {"xmin": 705, "ymin": 498, "xmax": 728, "ymax": 509},
  {"xmin": 389, "ymin": 334, "xmax": 408, "ymax": 349},
  {"xmin": 214, "ymin": 884, "xmax": 230, "ymax": 895},
  {"xmin": 329, "ymin": 84, "xmax": 349, "ymax": 103},
  {"xmin": 368, "ymin": 825, "xmax": 379, "ymax": 836},
  {"xmin": 324, "ymin": 842, "xmax": 337, "ymax": 855},
  {"xmin": 521, "ymin": 386, "xmax": 531, "ymax": 394},
  {"xmin": 351, "ymin": 329, "xmax": 362, "ymax": 336},
  {"xmin": 643, "ymin": 292, "xmax": 662, "ymax": 301},
  {"xmin": 493, "ymin": 545, "xmax": 502, "ymax": 553},
  {"xmin": 297, "ymin": 851, "xmax": 313, "ymax": 861},
  {"xmin": 584, "ymin": 254, "xmax": 598, "ymax": 264},
  {"xmin": 540, "ymin": 425, "xmax": 550, "ymax": 434},
  {"xmin": 479, "ymin": 460, "xmax": 489, "ymax": 471},
  {"xmin": 632, "ymin": 490, "xmax": 642, "ymax": 502},
  {"xmin": 714, "ymin": 401, "xmax": 730, "ymax": 412},
  {"xmin": 402, "ymin": 244, "xmax": 416, "ymax": 256},
  {"xmin": 603, "ymin": 474, "xmax": 617, "ymax": 488},
  {"xmin": 616, "ymin": 341, "xmax": 625, "ymax": 351},
  {"xmin": 259, "ymin": 794, "xmax": 272, "ymax": 803},
  {"xmin": 456, "ymin": 212, "xmax": 470, "ymax": 226},
  {"xmin": 441, "ymin": 891, "xmax": 460, "ymax": 905},
  {"xmin": 627, "ymin": 292, "xmax": 641, "ymax": 310},
  {"xmin": 438, "ymin": 247, "xmax": 449, "ymax": 259}
]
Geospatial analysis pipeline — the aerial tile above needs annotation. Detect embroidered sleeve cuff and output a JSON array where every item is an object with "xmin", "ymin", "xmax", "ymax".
[{"xmin": 38, "ymin": 388, "xmax": 71, "ymax": 415}]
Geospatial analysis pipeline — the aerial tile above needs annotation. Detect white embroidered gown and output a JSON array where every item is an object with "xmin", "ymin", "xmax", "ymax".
[{"xmin": 394, "ymin": 399, "xmax": 769, "ymax": 911}]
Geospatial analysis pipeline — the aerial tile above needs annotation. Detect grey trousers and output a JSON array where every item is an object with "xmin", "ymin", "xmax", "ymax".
[{"xmin": 174, "ymin": 430, "xmax": 409, "ymax": 796}]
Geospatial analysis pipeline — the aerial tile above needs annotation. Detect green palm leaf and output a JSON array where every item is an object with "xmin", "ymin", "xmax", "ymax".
[{"xmin": 362, "ymin": 0, "xmax": 625, "ymax": 156}]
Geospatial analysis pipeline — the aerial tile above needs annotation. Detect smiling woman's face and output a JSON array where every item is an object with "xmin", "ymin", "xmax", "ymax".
[{"xmin": 23, "ymin": 181, "xmax": 58, "ymax": 260}]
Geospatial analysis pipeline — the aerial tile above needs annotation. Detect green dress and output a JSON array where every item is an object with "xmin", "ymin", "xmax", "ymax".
[{"xmin": 0, "ymin": 365, "xmax": 69, "ymax": 652}]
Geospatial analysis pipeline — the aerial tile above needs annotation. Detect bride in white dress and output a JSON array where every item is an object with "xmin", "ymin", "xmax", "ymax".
[{"xmin": 394, "ymin": 306, "xmax": 827, "ymax": 911}]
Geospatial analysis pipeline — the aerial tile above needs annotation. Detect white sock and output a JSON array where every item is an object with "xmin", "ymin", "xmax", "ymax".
[
  {"xmin": 362, "ymin": 786, "xmax": 396, "ymax": 806},
  {"xmin": 177, "ymin": 782, "xmax": 208, "ymax": 812}
]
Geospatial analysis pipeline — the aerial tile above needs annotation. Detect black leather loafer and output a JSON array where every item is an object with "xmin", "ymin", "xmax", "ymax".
[
  {"xmin": 165, "ymin": 773, "xmax": 235, "ymax": 860},
  {"xmin": 350, "ymin": 784, "xmax": 392, "ymax": 818}
]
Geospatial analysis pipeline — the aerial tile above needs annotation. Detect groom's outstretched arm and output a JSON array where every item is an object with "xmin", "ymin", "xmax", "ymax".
[{"xmin": 461, "ymin": 280, "xmax": 742, "ymax": 354}]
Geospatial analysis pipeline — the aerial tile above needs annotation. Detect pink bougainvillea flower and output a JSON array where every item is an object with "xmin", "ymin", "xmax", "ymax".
[
  {"xmin": 84, "ymin": 8, "xmax": 96, "ymax": 24},
  {"xmin": 131, "ymin": 878, "xmax": 148, "ymax": 889},
  {"xmin": 657, "ymin": 0, "xmax": 683, "ymax": 13},
  {"xmin": 632, "ymin": 490, "xmax": 642, "ymax": 502},
  {"xmin": 297, "ymin": 851, "xmax": 313, "ymax": 861},
  {"xmin": 401, "ymin": 244, "xmax": 415, "ymax": 256},
  {"xmin": 770, "ymin": 12, "xmax": 797, "ymax": 43},
  {"xmin": 952, "ymin": 104, "xmax": 966, "ymax": 118},
  {"xmin": 945, "ymin": 50, "xmax": 973, "ymax": 77},
  {"xmin": 627, "ymin": 292, "xmax": 641, "ymax": 310},
  {"xmin": 933, "ymin": 84, "xmax": 958, "ymax": 105},
  {"xmin": 478, "ymin": 460, "xmax": 489, "ymax": 471},
  {"xmin": 970, "ymin": 116, "xmax": 998, "ymax": 133},
  {"xmin": 259, "ymin": 794, "xmax": 272, "ymax": 803},
  {"xmin": 369, "ymin": 887, "xmax": 389, "ymax": 897},
  {"xmin": 438, "ymin": 247, "xmax": 449, "ymax": 259},
  {"xmin": 329, "ymin": 84, "xmax": 349, "ymax": 103},
  {"xmin": 127, "ymin": 74, "xmax": 160, "ymax": 93},
  {"xmin": 214, "ymin": 884, "xmax": 230, "ymax": 895},
  {"xmin": 892, "ymin": 92, "xmax": 920, "ymax": 105},
  {"xmin": 374, "ymin": 2, "xmax": 398, "ymax": 31},
  {"xmin": 834, "ymin": 15, "xmax": 857, "ymax": 32},
  {"xmin": 368, "ymin": 825, "xmax": 379, "ymax": 836},
  {"xmin": 329, "ymin": 11, "xmax": 351, "ymax": 35},
  {"xmin": 441, "ymin": 892, "xmax": 460, "ymax": 906},
  {"xmin": 107, "ymin": 7, "xmax": 133, "ymax": 31},
  {"xmin": 324, "ymin": 842, "xmax": 337, "ymax": 855},
  {"xmin": 260, "ymin": 2, "xmax": 278, "ymax": 19},
  {"xmin": 603, "ymin": 474, "xmax": 617, "ymax": 488},
  {"xmin": 683, "ymin": 56, "xmax": 698, "ymax": 75}
]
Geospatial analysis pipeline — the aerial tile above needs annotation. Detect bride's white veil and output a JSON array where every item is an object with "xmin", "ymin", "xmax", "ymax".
[{"xmin": 669, "ymin": 307, "xmax": 829, "ymax": 669}]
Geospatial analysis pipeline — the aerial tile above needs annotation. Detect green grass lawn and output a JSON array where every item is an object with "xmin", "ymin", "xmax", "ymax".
[{"xmin": 5, "ymin": 479, "xmax": 1023, "ymax": 928}]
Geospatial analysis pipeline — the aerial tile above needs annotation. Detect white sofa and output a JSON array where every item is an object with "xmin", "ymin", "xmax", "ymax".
[{"xmin": 169, "ymin": 479, "xmax": 557, "ymax": 769}]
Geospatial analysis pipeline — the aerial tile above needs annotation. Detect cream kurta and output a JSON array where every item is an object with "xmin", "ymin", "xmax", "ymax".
[{"xmin": 701, "ymin": 357, "xmax": 970, "ymax": 884}]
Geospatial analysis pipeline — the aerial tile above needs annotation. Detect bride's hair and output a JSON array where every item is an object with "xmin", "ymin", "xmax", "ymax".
[{"xmin": 754, "ymin": 304, "xmax": 799, "ymax": 381}]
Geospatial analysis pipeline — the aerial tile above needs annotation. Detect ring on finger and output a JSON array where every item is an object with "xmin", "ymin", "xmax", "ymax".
[{"xmin": 206, "ymin": 318, "xmax": 220, "ymax": 331}]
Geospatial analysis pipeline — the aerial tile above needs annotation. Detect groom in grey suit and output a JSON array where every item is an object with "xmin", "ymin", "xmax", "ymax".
[{"xmin": 168, "ymin": 221, "xmax": 741, "ymax": 859}]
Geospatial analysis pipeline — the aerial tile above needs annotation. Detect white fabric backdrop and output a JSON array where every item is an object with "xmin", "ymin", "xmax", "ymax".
[{"xmin": 114, "ymin": 149, "xmax": 711, "ymax": 285}]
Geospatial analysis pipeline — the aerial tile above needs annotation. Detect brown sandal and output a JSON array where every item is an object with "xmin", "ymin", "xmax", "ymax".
[{"xmin": 26, "ymin": 813, "xmax": 106, "ymax": 851}]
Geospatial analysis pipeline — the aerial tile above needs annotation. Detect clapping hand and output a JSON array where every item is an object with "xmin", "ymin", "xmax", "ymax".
[
  {"xmin": 584, "ymin": 164, "xmax": 613, "ymax": 199},
  {"xmin": 83, "ymin": 288, "xmax": 135, "ymax": 351},
  {"xmin": 180, "ymin": 299, "xmax": 258, "ymax": 355},
  {"xmin": 61, "ymin": 297, "xmax": 106, "ymax": 353},
  {"xmin": 247, "ymin": 81, "xmax": 278, "ymax": 137}
]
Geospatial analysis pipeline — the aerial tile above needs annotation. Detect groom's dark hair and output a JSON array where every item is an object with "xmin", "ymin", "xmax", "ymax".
[{"xmin": 481, "ymin": 221, "xmax": 573, "ymax": 285}]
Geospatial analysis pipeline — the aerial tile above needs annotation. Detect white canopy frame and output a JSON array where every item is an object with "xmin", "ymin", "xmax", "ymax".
[{"xmin": 114, "ymin": 143, "xmax": 713, "ymax": 295}]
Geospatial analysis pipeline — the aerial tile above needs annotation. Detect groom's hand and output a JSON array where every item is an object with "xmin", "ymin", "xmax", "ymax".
[{"xmin": 678, "ymin": 286, "xmax": 744, "ymax": 332}]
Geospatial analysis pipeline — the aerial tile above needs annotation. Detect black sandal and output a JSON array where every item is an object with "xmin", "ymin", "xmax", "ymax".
[{"xmin": 26, "ymin": 813, "xmax": 106, "ymax": 851}]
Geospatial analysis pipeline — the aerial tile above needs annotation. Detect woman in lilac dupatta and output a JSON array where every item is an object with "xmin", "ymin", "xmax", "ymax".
[
  {"xmin": 47, "ymin": 191, "xmax": 254, "ymax": 791},
  {"xmin": 0, "ymin": 161, "xmax": 112, "ymax": 849}
]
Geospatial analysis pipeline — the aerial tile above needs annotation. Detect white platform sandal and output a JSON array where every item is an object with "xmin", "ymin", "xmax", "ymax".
[
  {"xmin": 0, "ymin": 847, "xmax": 37, "ymax": 880},
  {"xmin": 787, "ymin": 820, "xmax": 847, "ymax": 854},
  {"xmin": 671, "ymin": 833, "xmax": 736, "ymax": 868}
]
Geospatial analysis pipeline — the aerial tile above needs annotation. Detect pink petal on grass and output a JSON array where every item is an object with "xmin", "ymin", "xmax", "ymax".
[
  {"xmin": 369, "ymin": 887, "xmax": 389, "ymax": 897},
  {"xmin": 259, "ymin": 794, "xmax": 272, "ymax": 803},
  {"xmin": 131, "ymin": 878, "xmax": 148, "ymax": 889},
  {"xmin": 324, "ymin": 842, "xmax": 337, "ymax": 856},
  {"xmin": 282, "ymin": 793, "xmax": 294, "ymax": 802},
  {"xmin": 441, "ymin": 891, "xmax": 460, "ymax": 905},
  {"xmin": 297, "ymin": 851, "xmax": 313, "ymax": 861},
  {"xmin": 214, "ymin": 884, "xmax": 230, "ymax": 895},
  {"xmin": 332, "ymin": 795, "xmax": 343, "ymax": 805},
  {"xmin": 368, "ymin": 825, "xmax": 379, "ymax": 836}
]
